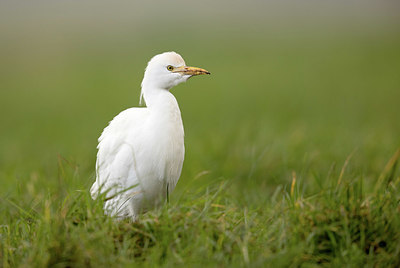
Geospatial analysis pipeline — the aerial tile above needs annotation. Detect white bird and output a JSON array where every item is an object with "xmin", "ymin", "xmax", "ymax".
[{"xmin": 90, "ymin": 52, "xmax": 210, "ymax": 220}]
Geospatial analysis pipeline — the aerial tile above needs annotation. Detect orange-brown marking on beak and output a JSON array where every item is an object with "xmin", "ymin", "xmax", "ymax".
[{"xmin": 173, "ymin": 66, "xmax": 210, "ymax": 76}]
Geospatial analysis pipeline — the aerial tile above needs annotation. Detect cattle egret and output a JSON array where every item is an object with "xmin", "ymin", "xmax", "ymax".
[{"xmin": 90, "ymin": 52, "xmax": 210, "ymax": 220}]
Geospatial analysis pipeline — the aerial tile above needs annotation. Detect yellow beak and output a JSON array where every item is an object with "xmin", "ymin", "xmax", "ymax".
[{"xmin": 173, "ymin": 66, "xmax": 210, "ymax": 76}]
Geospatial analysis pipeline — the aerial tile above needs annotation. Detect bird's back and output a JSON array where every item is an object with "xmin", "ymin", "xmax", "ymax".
[{"xmin": 91, "ymin": 107, "xmax": 148, "ymax": 217}]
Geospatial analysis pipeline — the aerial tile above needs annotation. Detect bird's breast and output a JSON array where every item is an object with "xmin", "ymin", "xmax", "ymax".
[
  {"xmin": 137, "ymin": 104, "xmax": 185, "ymax": 189},
  {"xmin": 159, "ymin": 107, "xmax": 185, "ymax": 172}
]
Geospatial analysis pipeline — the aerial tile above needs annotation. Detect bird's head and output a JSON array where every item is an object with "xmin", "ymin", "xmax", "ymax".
[{"xmin": 141, "ymin": 51, "xmax": 210, "ymax": 92}]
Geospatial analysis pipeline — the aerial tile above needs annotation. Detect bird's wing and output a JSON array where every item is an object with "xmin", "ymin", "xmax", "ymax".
[{"xmin": 90, "ymin": 107, "xmax": 148, "ymax": 203}]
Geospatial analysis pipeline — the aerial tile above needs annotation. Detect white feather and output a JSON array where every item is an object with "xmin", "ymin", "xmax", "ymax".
[{"xmin": 90, "ymin": 51, "xmax": 208, "ymax": 220}]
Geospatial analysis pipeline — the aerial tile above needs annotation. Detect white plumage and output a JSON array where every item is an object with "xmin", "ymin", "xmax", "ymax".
[{"xmin": 90, "ymin": 52, "xmax": 210, "ymax": 220}]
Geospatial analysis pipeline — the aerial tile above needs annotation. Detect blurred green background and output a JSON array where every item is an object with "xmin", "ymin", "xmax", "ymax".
[{"xmin": 1, "ymin": 1, "xmax": 399, "ymax": 201}]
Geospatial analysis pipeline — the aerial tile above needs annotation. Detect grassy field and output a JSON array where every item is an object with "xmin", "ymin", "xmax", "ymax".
[{"xmin": 1, "ymin": 3, "xmax": 400, "ymax": 266}]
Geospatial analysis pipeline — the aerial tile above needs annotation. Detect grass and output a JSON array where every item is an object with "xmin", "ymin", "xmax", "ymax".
[
  {"xmin": 1, "ymin": 20, "xmax": 400, "ymax": 266},
  {"xmin": 1, "ymin": 151, "xmax": 400, "ymax": 267}
]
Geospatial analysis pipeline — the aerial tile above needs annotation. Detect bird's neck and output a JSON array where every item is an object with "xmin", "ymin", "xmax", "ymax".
[{"xmin": 141, "ymin": 84, "xmax": 179, "ymax": 112}]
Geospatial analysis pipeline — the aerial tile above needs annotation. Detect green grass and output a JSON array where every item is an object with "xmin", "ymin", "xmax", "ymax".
[
  {"xmin": 1, "ymin": 22, "xmax": 400, "ymax": 266},
  {"xmin": 1, "ymin": 152, "xmax": 400, "ymax": 267}
]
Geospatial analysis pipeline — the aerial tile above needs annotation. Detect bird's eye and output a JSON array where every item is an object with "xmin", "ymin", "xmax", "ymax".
[{"xmin": 167, "ymin": 65, "xmax": 174, "ymax": 71}]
